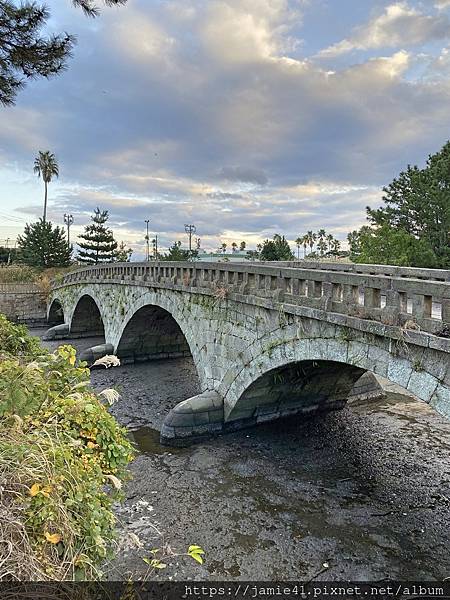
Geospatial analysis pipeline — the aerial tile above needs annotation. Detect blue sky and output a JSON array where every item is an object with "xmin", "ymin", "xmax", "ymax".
[{"xmin": 1, "ymin": 0, "xmax": 450, "ymax": 257}]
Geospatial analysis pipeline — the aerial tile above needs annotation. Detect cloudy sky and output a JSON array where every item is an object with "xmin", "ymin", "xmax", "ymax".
[{"xmin": 1, "ymin": 0, "xmax": 450, "ymax": 258}]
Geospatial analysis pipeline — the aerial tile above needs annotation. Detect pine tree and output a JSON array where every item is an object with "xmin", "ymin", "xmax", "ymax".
[
  {"xmin": 115, "ymin": 241, "xmax": 133, "ymax": 262},
  {"xmin": 0, "ymin": 0, "xmax": 127, "ymax": 106},
  {"xmin": 78, "ymin": 208, "xmax": 118, "ymax": 264},
  {"xmin": 17, "ymin": 219, "xmax": 72, "ymax": 268}
]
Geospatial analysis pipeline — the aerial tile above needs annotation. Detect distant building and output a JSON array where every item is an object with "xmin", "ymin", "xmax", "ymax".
[{"xmin": 195, "ymin": 249, "xmax": 252, "ymax": 262}]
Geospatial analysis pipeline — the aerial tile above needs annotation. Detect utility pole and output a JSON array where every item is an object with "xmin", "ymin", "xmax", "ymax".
[
  {"xmin": 184, "ymin": 224, "xmax": 196, "ymax": 256},
  {"xmin": 64, "ymin": 214, "xmax": 74, "ymax": 248},
  {"xmin": 145, "ymin": 220, "xmax": 150, "ymax": 261}
]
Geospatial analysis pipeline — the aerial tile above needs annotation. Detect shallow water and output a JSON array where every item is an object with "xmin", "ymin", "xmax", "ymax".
[{"xmin": 33, "ymin": 329, "xmax": 450, "ymax": 581}]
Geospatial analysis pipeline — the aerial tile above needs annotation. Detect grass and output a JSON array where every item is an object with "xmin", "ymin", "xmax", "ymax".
[
  {"xmin": 0, "ymin": 315, "xmax": 134, "ymax": 581},
  {"xmin": 0, "ymin": 266, "xmax": 38, "ymax": 283}
]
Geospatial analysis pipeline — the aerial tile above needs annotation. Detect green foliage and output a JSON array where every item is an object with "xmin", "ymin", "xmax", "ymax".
[
  {"xmin": 0, "ymin": 245, "xmax": 19, "ymax": 264},
  {"xmin": 0, "ymin": 1, "xmax": 74, "ymax": 106},
  {"xmin": 0, "ymin": 0, "xmax": 127, "ymax": 106},
  {"xmin": 78, "ymin": 208, "xmax": 118, "ymax": 264},
  {"xmin": 259, "ymin": 234, "xmax": 294, "ymax": 261},
  {"xmin": 0, "ymin": 313, "xmax": 42, "ymax": 356},
  {"xmin": 17, "ymin": 219, "xmax": 72, "ymax": 268},
  {"xmin": 34, "ymin": 150, "xmax": 59, "ymax": 184},
  {"xmin": 161, "ymin": 241, "xmax": 198, "ymax": 261},
  {"xmin": 142, "ymin": 544, "xmax": 206, "ymax": 575},
  {"xmin": 0, "ymin": 316, "xmax": 134, "ymax": 579},
  {"xmin": 348, "ymin": 224, "xmax": 438, "ymax": 267},
  {"xmin": 295, "ymin": 230, "xmax": 341, "ymax": 259},
  {"xmin": 0, "ymin": 264, "xmax": 38, "ymax": 282},
  {"xmin": 115, "ymin": 240, "xmax": 133, "ymax": 262},
  {"xmin": 352, "ymin": 140, "xmax": 450, "ymax": 268}
]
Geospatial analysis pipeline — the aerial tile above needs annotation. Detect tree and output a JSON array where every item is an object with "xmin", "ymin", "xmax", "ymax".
[
  {"xmin": 221, "ymin": 242, "xmax": 227, "ymax": 254},
  {"xmin": 259, "ymin": 234, "xmax": 294, "ymax": 261},
  {"xmin": 356, "ymin": 141, "xmax": 450, "ymax": 268},
  {"xmin": 317, "ymin": 228, "xmax": 326, "ymax": 245},
  {"xmin": 161, "ymin": 241, "xmax": 196, "ymax": 261},
  {"xmin": 295, "ymin": 236, "xmax": 302, "ymax": 260},
  {"xmin": 306, "ymin": 231, "xmax": 316, "ymax": 256},
  {"xmin": 0, "ymin": 0, "xmax": 127, "ymax": 106},
  {"xmin": 301, "ymin": 234, "xmax": 308, "ymax": 258},
  {"xmin": 317, "ymin": 238, "xmax": 327, "ymax": 256},
  {"xmin": 239, "ymin": 241, "xmax": 246, "ymax": 252},
  {"xmin": 33, "ymin": 150, "xmax": 59, "ymax": 223},
  {"xmin": 0, "ymin": 245, "xmax": 18, "ymax": 264},
  {"xmin": 115, "ymin": 241, "xmax": 132, "ymax": 262},
  {"xmin": 330, "ymin": 238, "xmax": 341, "ymax": 256},
  {"xmin": 77, "ymin": 208, "xmax": 118, "ymax": 264},
  {"xmin": 348, "ymin": 225, "xmax": 436, "ymax": 267},
  {"xmin": 231, "ymin": 242, "xmax": 238, "ymax": 253},
  {"xmin": 17, "ymin": 219, "xmax": 71, "ymax": 268}
]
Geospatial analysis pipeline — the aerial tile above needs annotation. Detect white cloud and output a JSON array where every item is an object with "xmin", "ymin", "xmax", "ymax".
[
  {"xmin": 201, "ymin": 0, "xmax": 301, "ymax": 63},
  {"xmin": 435, "ymin": 0, "xmax": 450, "ymax": 9},
  {"xmin": 318, "ymin": 3, "xmax": 450, "ymax": 58},
  {"xmin": 3, "ymin": 0, "xmax": 450, "ymax": 250}
]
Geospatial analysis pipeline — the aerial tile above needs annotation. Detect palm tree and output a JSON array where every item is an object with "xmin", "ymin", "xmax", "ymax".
[
  {"xmin": 231, "ymin": 242, "xmax": 238, "ymax": 253},
  {"xmin": 239, "ymin": 241, "xmax": 246, "ymax": 252},
  {"xmin": 331, "ymin": 238, "xmax": 341, "ymax": 256},
  {"xmin": 221, "ymin": 242, "xmax": 227, "ymax": 254},
  {"xmin": 301, "ymin": 234, "xmax": 309, "ymax": 258},
  {"xmin": 317, "ymin": 239, "xmax": 327, "ymax": 256},
  {"xmin": 34, "ymin": 151, "xmax": 59, "ymax": 223},
  {"xmin": 306, "ymin": 230, "xmax": 316, "ymax": 256},
  {"xmin": 295, "ymin": 237, "xmax": 302, "ymax": 260},
  {"xmin": 326, "ymin": 234, "xmax": 334, "ymax": 255}
]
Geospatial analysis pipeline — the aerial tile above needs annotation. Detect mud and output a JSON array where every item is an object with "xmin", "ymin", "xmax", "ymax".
[{"xmin": 33, "ymin": 329, "xmax": 450, "ymax": 581}]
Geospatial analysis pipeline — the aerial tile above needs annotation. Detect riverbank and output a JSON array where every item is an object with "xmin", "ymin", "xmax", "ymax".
[{"xmin": 34, "ymin": 328, "xmax": 450, "ymax": 581}]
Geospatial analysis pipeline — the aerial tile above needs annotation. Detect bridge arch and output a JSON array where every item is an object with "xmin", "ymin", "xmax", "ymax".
[
  {"xmin": 112, "ymin": 291, "xmax": 205, "ymax": 385},
  {"xmin": 69, "ymin": 293, "xmax": 105, "ymax": 338},
  {"xmin": 47, "ymin": 297, "xmax": 64, "ymax": 325},
  {"xmin": 220, "ymin": 324, "xmax": 444, "ymax": 423},
  {"xmin": 116, "ymin": 304, "xmax": 192, "ymax": 363}
]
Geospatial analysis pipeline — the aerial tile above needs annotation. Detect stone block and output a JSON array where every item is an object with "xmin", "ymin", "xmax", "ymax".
[
  {"xmin": 387, "ymin": 358, "xmax": 413, "ymax": 389},
  {"xmin": 407, "ymin": 370, "xmax": 438, "ymax": 403}
]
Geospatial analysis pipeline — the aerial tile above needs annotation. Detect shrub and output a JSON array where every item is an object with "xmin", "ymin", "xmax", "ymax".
[
  {"xmin": 0, "ymin": 317, "xmax": 134, "ymax": 580},
  {"xmin": 0, "ymin": 265, "xmax": 38, "ymax": 283}
]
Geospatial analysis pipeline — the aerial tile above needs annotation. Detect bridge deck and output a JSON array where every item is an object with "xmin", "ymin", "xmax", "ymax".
[{"xmin": 54, "ymin": 261, "xmax": 450, "ymax": 338}]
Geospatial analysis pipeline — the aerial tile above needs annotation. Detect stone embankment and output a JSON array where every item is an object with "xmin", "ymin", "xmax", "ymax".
[{"xmin": 0, "ymin": 283, "xmax": 46, "ymax": 324}]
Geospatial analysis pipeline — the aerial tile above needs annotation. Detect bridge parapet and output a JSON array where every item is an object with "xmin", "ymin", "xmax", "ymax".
[{"xmin": 54, "ymin": 262, "xmax": 449, "ymax": 337}]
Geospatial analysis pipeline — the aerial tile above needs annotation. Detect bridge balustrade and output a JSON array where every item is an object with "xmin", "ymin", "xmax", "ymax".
[{"xmin": 55, "ymin": 262, "xmax": 449, "ymax": 336}]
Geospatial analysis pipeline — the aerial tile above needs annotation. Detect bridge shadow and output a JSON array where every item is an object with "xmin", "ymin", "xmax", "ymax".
[
  {"xmin": 116, "ymin": 304, "xmax": 192, "ymax": 364},
  {"xmin": 71, "ymin": 294, "xmax": 105, "ymax": 340},
  {"xmin": 48, "ymin": 298, "xmax": 64, "ymax": 326}
]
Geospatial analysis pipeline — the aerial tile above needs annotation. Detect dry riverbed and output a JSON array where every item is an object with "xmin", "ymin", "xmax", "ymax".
[{"xmin": 34, "ymin": 329, "xmax": 450, "ymax": 581}]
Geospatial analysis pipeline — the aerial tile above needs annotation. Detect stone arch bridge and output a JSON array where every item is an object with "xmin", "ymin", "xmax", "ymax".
[{"xmin": 46, "ymin": 261, "xmax": 450, "ymax": 445}]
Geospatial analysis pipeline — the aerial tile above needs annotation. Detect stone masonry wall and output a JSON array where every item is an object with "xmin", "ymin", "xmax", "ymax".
[
  {"xmin": 50, "ymin": 281, "xmax": 450, "ymax": 426},
  {"xmin": 0, "ymin": 284, "xmax": 47, "ymax": 324}
]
